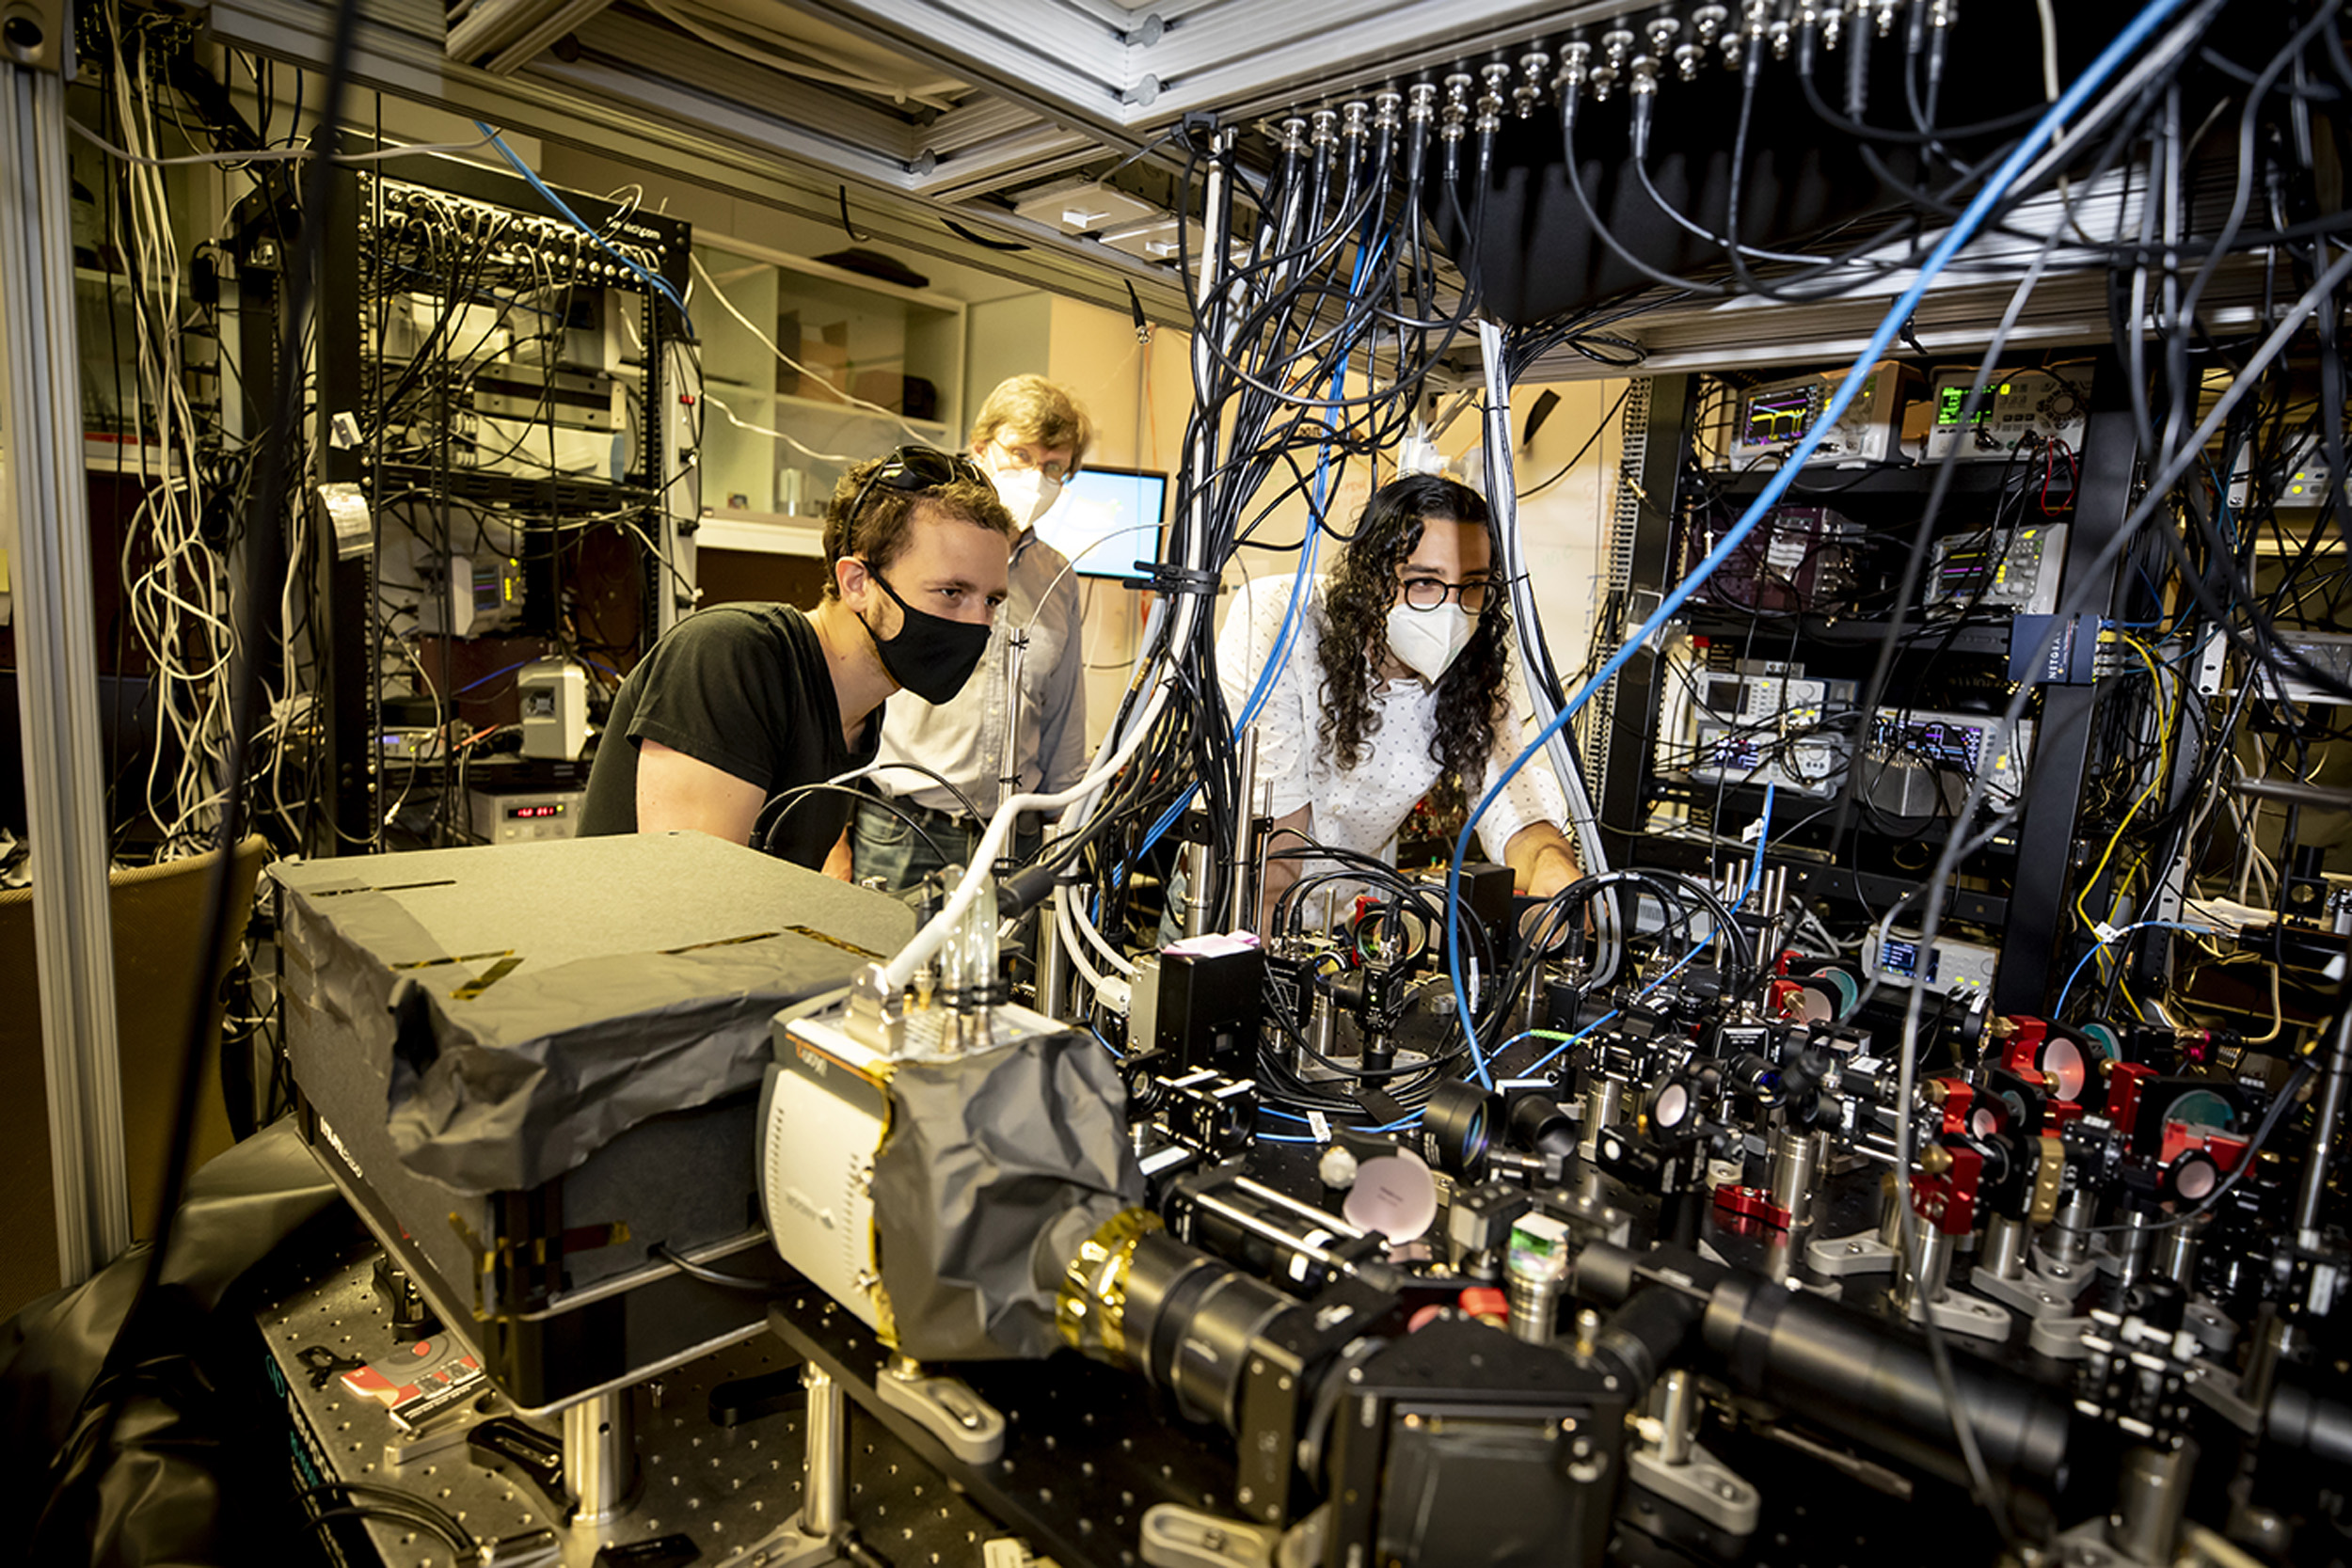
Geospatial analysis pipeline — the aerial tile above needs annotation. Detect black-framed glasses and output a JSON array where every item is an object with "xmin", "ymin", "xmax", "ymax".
[
  {"xmin": 846, "ymin": 444, "xmax": 988, "ymax": 526},
  {"xmin": 1398, "ymin": 577, "xmax": 1492, "ymax": 613}
]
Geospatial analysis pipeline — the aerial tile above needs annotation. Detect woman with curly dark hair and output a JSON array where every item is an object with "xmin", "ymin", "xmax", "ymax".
[{"xmin": 1216, "ymin": 473, "xmax": 1581, "ymax": 924}]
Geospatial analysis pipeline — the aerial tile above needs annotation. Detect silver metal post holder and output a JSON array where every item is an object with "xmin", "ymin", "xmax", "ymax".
[
  {"xmin": 1971, "ymin": 1211, "xmax": 2082, "ymax": 1319},
  {"xmin": 3, "ymin": 0, "xmax": 133, "ymax": 1291},
  {"xmin": 1628, "ymin": 1369, "xmax": 1760, "ymax": 1536},
  {"xmin": 1807, "ymin": 1174, "xmax": 1900, "ymax": 1276},
  {"xmin": 1033, "ymin": 882, "xmax": 1072, "ymax": 1020},
  {"xmin": 998, "ymin": 626, "xmax": 1028, "ymax": 835},
  {"xmin": 1181, "ymin": 836, "xmax": 1214, "ymax": 940},
  {"xmin": 1901, "ymin": 1221, "xmax": 2010, "ymax": 1341},
  {"xmin": 739, "ymin": 1362, "xmax": 849, "ymax": 1566},
  {"xmin": 1227, "ymin": 726, "xmax": 1260, "ymax": 931},
  {"xmin": 562, "ymin": 1388, "xmax": 639, "ymax": 1526},
  {"xmin": 1764, "ymin": 1127, "xmax": 1823, "ymax": 1233}
]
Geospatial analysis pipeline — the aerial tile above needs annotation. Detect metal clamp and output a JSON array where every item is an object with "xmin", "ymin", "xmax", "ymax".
[
  {"xmin": 1911, "ymin": 1289, "xmax": 2012, "ymax": 1341},
  {"xmin": 1806, "ymin": 1228, "xmax": 1899, "ymax": 1276},
  {"xmin": 876, "ymin": 1356, "xmax": 1008, "ymax": 1465},
  {"xmin": 1139, "ymin": 1504, "xmax": 1279, "ymax": 1568},
  {"xmin": 1, "ymin": 0, "xmax": 72, "ymax": 75},
  {"xmin": 1629, "ymin": 1444, "xmax": 1762, "ymax": 1536}
]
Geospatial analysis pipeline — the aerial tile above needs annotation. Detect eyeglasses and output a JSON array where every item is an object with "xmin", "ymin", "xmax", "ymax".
[
  {"xmin": 989, "ymin": 440, "xmax": 1072, "ymax": 483},
  {"xmin": 1398, "ymin": 577, "xmax": 1492, "ymax": 613},
  {"xmin": 847, "ymin": 444, "xmax": 989, "ymax": 526}
]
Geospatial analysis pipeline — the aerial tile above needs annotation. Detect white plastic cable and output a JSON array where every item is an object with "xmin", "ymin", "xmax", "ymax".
[
  {"xmin": 884, "ymin": 673, "xmax": 1177, "ymax": 991},
  {"xmin": 109, "ymin": 27, "xmax": 240, "ymax": 859},
  {"xmin": 1017, "ymin": 146, "xmax": 1248, "ymax": 992},
  {"xmin": 1036, "ymin": 527, "xmax": 1214, "ymax": 990},
  {"xmin": 1477, "ymin": 319, "xmax": 1626, "ymax": 985},
  {"xmin": 1054, "ymin": 888, "xmax": 1115, "ymax": 996},
  {"xmin": 1057, "ymin": 879, "xmax": 1138, "ymax": 978},
  {"xmin": 1041, "ymin": 495, "xmax": 1216, "ymax": 977}
]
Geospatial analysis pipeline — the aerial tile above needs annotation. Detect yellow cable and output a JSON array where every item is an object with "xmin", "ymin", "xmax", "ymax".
[
  {"xmin": 2249, "ymin": 962, "xmax": 2283, "ymax": 1045},
  {"xmin": 2074, "ymin": 635, "xmax": 2179, "ymax": 930}
]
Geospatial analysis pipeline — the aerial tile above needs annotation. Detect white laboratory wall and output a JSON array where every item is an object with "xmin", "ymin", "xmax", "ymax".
[
  {"xmin": 1204, "ymin": 375, "xmax": 1627, "ymax": 748},
  {"xmin": 961, "ymin": 293, "xmax": 1195, "ymax": 750},
  {"xmin": 963, "ymin": 294, "xmax": 1053, "ymax": 417},
  {"xmin": 1508, "ymin": 378, "xmax": 1629, "ymax": 708}
]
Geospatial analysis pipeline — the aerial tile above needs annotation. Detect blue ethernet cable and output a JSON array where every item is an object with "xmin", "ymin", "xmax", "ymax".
[
  {"xmin": 1442, "ymin": 0, "xmax": 2196, "ymax": 1085},
  {"xmin": 471, "ymin": 122, "xmax": 695, "ymax": 340}
]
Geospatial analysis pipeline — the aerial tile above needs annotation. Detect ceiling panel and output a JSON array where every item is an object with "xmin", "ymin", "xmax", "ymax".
[{"xmin": 204, "ymin": 0, "xmax": 2151, "ymax": 379}]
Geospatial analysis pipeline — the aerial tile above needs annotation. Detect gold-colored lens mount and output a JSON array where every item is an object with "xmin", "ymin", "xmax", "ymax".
[{"xmin": 1055, "ymin": 1207, "xmax": 1163, "ymax": 1362}]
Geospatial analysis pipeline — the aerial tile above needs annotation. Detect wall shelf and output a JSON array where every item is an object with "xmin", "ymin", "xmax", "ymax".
[
  {"xmin": 692, "ymin": 234, "xmax": 965, "ymax": 520},
  {"xmin": 693, "ymin": 512, "xmax": 824, "ymax": 557}
]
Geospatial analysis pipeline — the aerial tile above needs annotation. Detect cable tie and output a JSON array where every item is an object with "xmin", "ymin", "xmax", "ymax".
[{"xmin": 1144, "ymin": 562, "xmax": 1221, "ymax": 595}]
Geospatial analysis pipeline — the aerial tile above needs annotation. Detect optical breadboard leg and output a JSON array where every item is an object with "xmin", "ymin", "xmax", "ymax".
[
  {"xmin": 564, "ymin": 1389, "xmax": 639, "ymax": 1525},
  {"xmin": 248, "ymin": 1226, "xmax": 996, "ymax": 1564},
  {"xmin": 739, "ymin": 1363, "xmax": 854, "ymax": 1566}
]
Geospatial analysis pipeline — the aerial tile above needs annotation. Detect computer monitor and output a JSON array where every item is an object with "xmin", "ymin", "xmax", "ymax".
[{"xmin": 1033, "ymin": 466, "xmax": 1168, "ymax": 583}]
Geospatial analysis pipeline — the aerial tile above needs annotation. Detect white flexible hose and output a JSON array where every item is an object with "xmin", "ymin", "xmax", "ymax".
[
  {"xmin": 885, "ymin": 674, "xmax": 1177, "ymax": 991},
  {"xmin": 1476, "ymin": 320, "xmax": 1625, "ymax": 985},
  {"xmin": 1055, "ymin": 889, "xmax": 1114, "ymax": 995},
  {"xmin": 1058, "ymin": 879, "xmax": 1138, "ymax": 978}
]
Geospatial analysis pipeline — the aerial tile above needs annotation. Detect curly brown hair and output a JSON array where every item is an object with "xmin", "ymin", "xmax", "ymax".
[{"xmin": 1315, "ymin": 474, "xmax": 1511, "ymax": 817}]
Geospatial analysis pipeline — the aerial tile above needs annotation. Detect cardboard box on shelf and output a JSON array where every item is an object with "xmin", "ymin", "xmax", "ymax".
[
  {"xmin": 799, "ymin": 326, "xmax": 850, "ymax": 398},
  {"xmin": 771, "ymin": 316, "xmax": 851, "ymax": 400},
  {"xmin": 851, "ymin": 368, "xmax": 904, "ymax": 415}
]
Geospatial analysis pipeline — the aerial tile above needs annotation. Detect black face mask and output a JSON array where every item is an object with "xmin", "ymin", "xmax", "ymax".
[{"xmin": 856, "ymin": 566, "xmax": 993, "ymax": 705}]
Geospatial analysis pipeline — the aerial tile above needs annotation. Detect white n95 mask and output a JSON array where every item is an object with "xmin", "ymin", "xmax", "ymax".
[
  {"xmin": 990, "ymin": 467, "xmax": 1059, "ymax": 529},
  {"xmin": 1386, "ymin": 601, "xmax": 1478, "ymax": 684}
]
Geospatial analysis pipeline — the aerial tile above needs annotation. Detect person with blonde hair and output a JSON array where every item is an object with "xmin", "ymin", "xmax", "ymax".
[{"xmin": 845, "ymin": 375, "xmax": 1095, "ymax": 895}]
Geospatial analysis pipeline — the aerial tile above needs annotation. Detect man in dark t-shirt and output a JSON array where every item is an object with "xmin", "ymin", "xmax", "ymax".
[{"xmin": 580, "ymin": 448, "xmax": 1016, "ymax": 871}]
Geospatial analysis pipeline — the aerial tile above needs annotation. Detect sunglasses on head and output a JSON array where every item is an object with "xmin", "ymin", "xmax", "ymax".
[{"xmin": 847, "ymin": 444, "xmax": 988, "ymax": 526}]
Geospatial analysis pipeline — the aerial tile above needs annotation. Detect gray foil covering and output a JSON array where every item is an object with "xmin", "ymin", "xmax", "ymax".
[
  {"xmin": 871, "ymin": 1030, "xmax": 1142, "ymax": 1361},
  {"xmin": 274, "ymin": 834, "xmax": 914, "ymax": 1195}
]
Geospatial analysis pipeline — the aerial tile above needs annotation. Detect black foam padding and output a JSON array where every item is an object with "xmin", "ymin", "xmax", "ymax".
[
  {"xmin": 707, "ymin": 1365, "xmax": 806, "ymax": 1428},
  {"xmin": 1424, "ymin": 8, "xmax": 2141, "ymax": 325}
]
